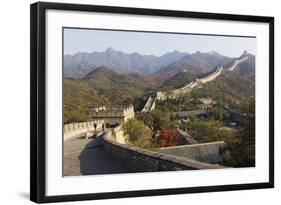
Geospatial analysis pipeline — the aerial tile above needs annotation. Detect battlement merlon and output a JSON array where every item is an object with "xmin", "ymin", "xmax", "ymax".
[{"xmin": 90, "ymin": 105, "xmax": 134, "ymax": 118}]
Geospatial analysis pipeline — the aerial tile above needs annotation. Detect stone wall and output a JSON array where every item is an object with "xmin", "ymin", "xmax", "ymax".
[
  {"xmin": 64, "ymin": 120, "xmax": 104, "ymax": 141},
  {"xmin": 228, "ymin": 60, "xmax": 239, "ymax": 71},
  {"xmin": 198, "ymin": 66, "xmax": 223, "ymax": 84},
  {"xmin": 90, "ymin": 105, "xmax": 134, "ymax": 117},
  {"xmin": 237, "ymin": 56, "xmax": 249, "ymax": 64},
  {"xmin": 123, "ymin": 106, "xmax": 135, "ymax": 122},
  {"xmin": 102, "ymin": 131, "xmax": 225, "ymax": 172},
  {"xmin": 90, "ymin": 105, "xmax": 134, "ymax": 123},
  {"xmin": 107, "ymin": 124, "xmax": 128, "ymax": 144},
  {"xmin": 156, "ymin": 91, "xmax": 167, "ymax": 100},
  {"xmin": 227, "ymin": 56, "xmax": 249, "ymax": 71},
  {"xmin": 159, "ymin": 141, "xmax": 225, "ymax": 163},
  {"xmin": 169, "ymin": 66, "xmax": 223, "ymax": 98},
  {"xmin": 141, "ymin": 96, "xmax": 156, "ymax": 113},
  {"xmin": 157, "ymin": 51, "xmax": 250, "ymax": 100}
]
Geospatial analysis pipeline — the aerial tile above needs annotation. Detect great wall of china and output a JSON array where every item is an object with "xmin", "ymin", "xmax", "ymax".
[
  {"xmin": 156, "ymin": 52, "xmax": 249, "ymax": 100},
  {"xmin": 64, "ymin": 120, "xmax": 225, "ymax": 175},
  {"xmin": 141, "ymin": 96, "xmax": 156, "ymax": 113},
  {"xmin": 63, "ymin": 51, "xmax": 250, "ymax": 175},
  {"xmin": 64, "ymin": 120, "xmax": 105, "ymax": 141},
  {"xmin": 102, "ymin": 128, "xmax": 225, "ymax": 171},
  {"xmin": 89, "ymin": 105, "xmax": 135, "ymax": 124},
  {"xmin": 228, "ymin": 55, "xmax": 249, "ymax": 71},
  {"xmin": 172, "ymin": 66, "xmax": 223, "ymax": 96}
]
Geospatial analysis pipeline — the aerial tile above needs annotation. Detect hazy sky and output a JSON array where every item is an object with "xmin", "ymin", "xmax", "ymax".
[{"xmin": 64, "ymin": 28, "xmax": 256, "ymax": 58}]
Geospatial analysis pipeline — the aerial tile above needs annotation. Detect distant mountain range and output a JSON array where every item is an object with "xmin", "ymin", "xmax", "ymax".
[
  {"xmin": 64, "ymin": 50, "xmax": 255, "ymax": 122},
  {"xmin": 64, "ymin": 48, "xmax": 188, "ymax": 78},
  {"xmin": 64, "ymin": 48, "xmax": 255, "ymax": 90},
  {"xmin": 64, "ymin": 48, "xmax": 252, "ymax": 86}
]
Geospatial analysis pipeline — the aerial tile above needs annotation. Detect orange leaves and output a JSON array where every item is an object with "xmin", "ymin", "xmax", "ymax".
[{"xmin": 157, "ymin": 129, "xmax": 179, "ymax": 147}]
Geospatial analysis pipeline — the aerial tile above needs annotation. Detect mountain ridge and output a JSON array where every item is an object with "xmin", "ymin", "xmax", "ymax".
[
  {"xmin": 64, "ymin": 48, "xmax": 189, "ymax": 78},
  {"xmin": 158, "ymin": 51, "xmax": 255, "ymax": 89}
]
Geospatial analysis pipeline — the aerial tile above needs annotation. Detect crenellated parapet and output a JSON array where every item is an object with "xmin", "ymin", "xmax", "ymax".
[
  {"xmin": 90, "ymin": 105, "xmax": 133, "ymax": 117},
  {"xmin": 90, "ymin": 105, "xmax": 134, "ymax": 123},
  {"xmin": 64, "ymin": 120, "xmax": 105, "ymax": 141}
]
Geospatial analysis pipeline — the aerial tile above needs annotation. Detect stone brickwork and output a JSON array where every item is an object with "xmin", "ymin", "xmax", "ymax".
[
  {"xmin": 159, "ymin": 141, "xmax": 225, "ymax": 163},
  {"xmin": 106, "ymin": 124, "xmax": 128, "ymax": 144},
  {"xmin": 102, "ymin": 130, "xmax": 225, "ymax": 172},
  {"xmin": 141, "ymin": 96, "xmax": 156, "ymax": 113},
  {"xmin": 90, "ymin": 105, "xmax": 134, "ymax": 124}
]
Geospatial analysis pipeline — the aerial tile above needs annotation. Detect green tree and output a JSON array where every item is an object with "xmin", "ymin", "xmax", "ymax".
[
  {"xmin": 122, "ymin": 118, "xmax": 152, "ymax": 143},
  {"xmin": 223, "ymin": 98, "xmax": 256, "ymax": 167},
  {"xmin": 212, "ymin": 108, "xmax": 229, "ymax": 121},
  {"xmin": 141, "ymin": 110, "xmax": 174, "ymax": 136},
  {"xmin": 64, "ymin": 109, "xmax": 91, "ymax": 124},
  {"xmin": 187, "ymin": 119, "xmax": 225, "ymax": 142}
]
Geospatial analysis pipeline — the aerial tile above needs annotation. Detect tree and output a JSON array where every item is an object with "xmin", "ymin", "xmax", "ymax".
[
  {"xmin": 157, "ymin": 129, "xmax": 179, "ymax": 147},
  {"xmin": 211, "ymin": 108, "xmax": 229, "ymax": 121},
  {"xmin": 223, "ymin": 98, "xmax": 256, "ymax": 167},
  {"xmin": 187, "ymin": 119, "xmax": 224, "ymax": 142},
  {"xmin": 141, "ymin": 110, "xmax": 174, "ymax": 136},
  {"xmin": 64, "ymin": 109, "xmax": 91, "ymax": 124},
  {"xmin": 122, "ymin": 118, "xmax": 152, "ymax": 143}
]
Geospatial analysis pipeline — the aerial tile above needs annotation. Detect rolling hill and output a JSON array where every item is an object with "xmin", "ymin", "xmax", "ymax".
[
  {"xmin": 161, "ymin": 69, "xmax": 198, "ymax": 89},
  {"xmin": 190, "ymin": 70, "xmax": 255, "ymax": 109},
  {"xmin": 82, "ymin": 66, "xmax": 147, "ymax": 99},
  {"xmin": 64, "ymin": 66, "xmax": 148, "ymax": 123}
]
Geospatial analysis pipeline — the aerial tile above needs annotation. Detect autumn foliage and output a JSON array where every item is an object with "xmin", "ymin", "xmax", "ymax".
[{"xmin": 157, "ymin": 129, "xmax": 179, "ymax": 147}]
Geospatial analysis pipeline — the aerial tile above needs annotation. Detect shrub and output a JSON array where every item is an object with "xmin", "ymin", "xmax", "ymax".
[{"xmin": 122, "ymin": 118, "xmax": 152, "ymax": 143}]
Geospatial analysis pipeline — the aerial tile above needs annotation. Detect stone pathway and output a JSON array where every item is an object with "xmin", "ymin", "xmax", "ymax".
[{"xmin": 64, "ymin": 135, "xmax": 133, "ymax": 176}]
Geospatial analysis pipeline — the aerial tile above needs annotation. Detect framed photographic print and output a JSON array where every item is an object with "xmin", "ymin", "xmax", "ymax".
[{"xmin": 30, "ymin": 1, "xmax": 274, "ymax": 203}]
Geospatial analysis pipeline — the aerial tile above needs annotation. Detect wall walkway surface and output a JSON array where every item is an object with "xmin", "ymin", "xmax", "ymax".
[
  {"xmin": 64, "ymin": 123, "xmax": 225, "ymax": 174},
  {"xmin": 141, "ymin": 96, "xmax": 156, "ymax": 113}
]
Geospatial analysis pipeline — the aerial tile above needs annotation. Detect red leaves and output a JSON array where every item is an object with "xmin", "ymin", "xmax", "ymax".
[{"xmin": 157, "ymin": 129, "xmax": 179, "ymax": 147}]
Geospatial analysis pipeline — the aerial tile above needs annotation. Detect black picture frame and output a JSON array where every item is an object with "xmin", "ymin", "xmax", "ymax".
[{"xmin": 30, "ymin": 1, "xmax": 274, "ymax": 203}]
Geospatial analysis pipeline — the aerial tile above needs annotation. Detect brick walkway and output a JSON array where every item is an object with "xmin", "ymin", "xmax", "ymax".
[{"xmin": 63, "ymin": 135, "xmax": 133, "ymax": 176}]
